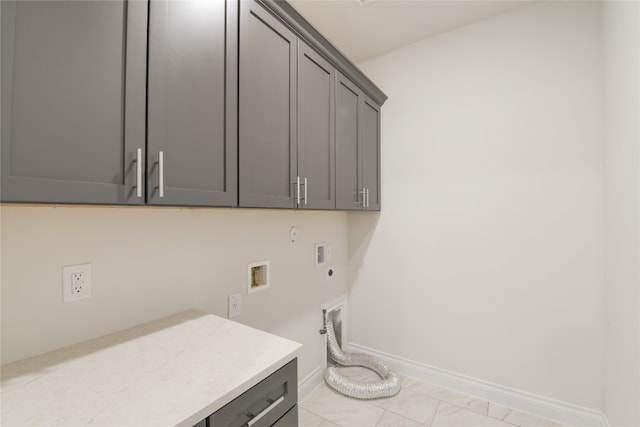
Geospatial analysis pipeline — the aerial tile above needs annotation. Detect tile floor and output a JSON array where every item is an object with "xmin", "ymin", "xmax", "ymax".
[{"xmin": 299, "ymin": 367, "xmax": 567, "ymax": 427}]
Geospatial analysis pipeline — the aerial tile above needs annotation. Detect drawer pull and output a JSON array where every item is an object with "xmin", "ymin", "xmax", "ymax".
[
  {"xmin": 134, "ymin": 148, "xmax": 143, "ymax": 198},
  {"xmin": 246, "ymin": 395, "xmax": 285, "ymax": 427},
  {"xmin": 158, "ymin": 151, "xmax": 165, "ymax": 198},
  {"xmin": 303, "ymin": 177, "xmax": 308, "ymax": 205}
]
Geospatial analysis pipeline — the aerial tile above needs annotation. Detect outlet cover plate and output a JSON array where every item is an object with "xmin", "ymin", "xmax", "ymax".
[
  {"xmin": 228, "ymin": 293, "xmax": 241, "ymax": 318},
  {"xmin": 63, "ymin": 263, "xmax": 92, "ymax": 302},
  {"xmin": 315, "ymin": 243, "xmax": 327, "ymax": 266},
  {"xmin": 327, "ymin": 265, "xmax": 336, "ymax": 280}
]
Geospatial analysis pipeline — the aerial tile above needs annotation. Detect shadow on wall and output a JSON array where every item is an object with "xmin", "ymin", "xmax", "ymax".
[{"xmin": 348, "ymin": 212, "xmax": 381, "ymax": 288}]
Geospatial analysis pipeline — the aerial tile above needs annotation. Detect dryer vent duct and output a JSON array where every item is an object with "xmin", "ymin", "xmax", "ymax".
[{"xmin": 322, "ymin": 310, "xmax": 401, "ymax": 399}]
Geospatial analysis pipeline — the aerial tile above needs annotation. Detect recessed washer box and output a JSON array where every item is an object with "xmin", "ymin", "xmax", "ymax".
[{"xmin": 248, "ymin": 261, "xmax": 270, "ymax": 293}]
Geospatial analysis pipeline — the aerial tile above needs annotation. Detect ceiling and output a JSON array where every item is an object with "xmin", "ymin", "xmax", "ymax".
[{"xmin": 289, "ymin": 0, "xmax": 537, "ymax": 63}]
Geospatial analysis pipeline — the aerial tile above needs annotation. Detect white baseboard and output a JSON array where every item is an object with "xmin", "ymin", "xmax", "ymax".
[
  {"xmin": 298, "ymin": 366, "xmax": 323, "ymax": 401},
  {"xmin": 348, "ymin": 343, "xmax": 608, "ymax": 427}
]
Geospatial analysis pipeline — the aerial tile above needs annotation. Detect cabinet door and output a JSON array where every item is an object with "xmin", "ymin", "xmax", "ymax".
[
  {"xmin": 297, "ymin": 42, "xmax": 335, "ymax": 210},
  {"xmin": 147, "ymin": 0, "xmax": 237, "ymax": 207},
  {"xmin": 361, "ymin": 96, "xmax": 381, "ymax": 211},
  {"xmin": 0, "ymin": 0, "xmax": 147, "ymax": 204},
  {"xmin": 335, "ymin": 73, "xmax": 362, "ymax": 210},
  {"xmin": 239, "ymin": 0, "xmax": 297, "ymax": 208}
]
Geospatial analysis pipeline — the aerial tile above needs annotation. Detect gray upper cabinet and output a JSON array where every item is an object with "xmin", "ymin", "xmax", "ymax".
[
  {"xmin": 239, "ymin": 0, "xmax": 297, "ymax": 209},
  {"xmin": 361, "ymin": 96, "xmax": 381, "ymax": 211},
  {"xmin": 2, "ymin": 0, "xmax": 384, "ymax": 211},
  {"xmin": 1, "ymin": 0, "xmax": 147, "ymax": 204},
  {"xmin": 147, "ymin": 0, "xmax": 238, "ymax": 207},
  {"xmin": 335, "ymin": 73, "xmax": 362, "ymax": 210},
  {"xmin": 335, "ymin": 72, "xmax": 381, "ymax": 211},
  {"xmin": 297, "ymin": 41, "xmax": 335, "ymax": 210},
  {"xmin": 239, "ymin": 0, "xmax": 337, "ymax": 210}
]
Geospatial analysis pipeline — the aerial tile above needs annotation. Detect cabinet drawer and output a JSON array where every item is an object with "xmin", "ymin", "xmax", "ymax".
[
  {"xmin": 207, "ymin": 358, "xmax": 297, "ymax": 427},
  {"xmin": 272, "ymin": 405, "xmax": 297, "ymax": 427}
]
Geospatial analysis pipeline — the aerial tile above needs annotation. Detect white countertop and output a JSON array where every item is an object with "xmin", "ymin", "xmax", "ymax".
[{"xmin": 1, "ymin": 310, "xmax": 302, "ymax": 426}]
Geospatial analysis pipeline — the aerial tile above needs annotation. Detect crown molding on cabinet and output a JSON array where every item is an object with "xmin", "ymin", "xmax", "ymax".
[{"xmin": 257, "ymin": 0, "xmax": 388, "ymax": 106}]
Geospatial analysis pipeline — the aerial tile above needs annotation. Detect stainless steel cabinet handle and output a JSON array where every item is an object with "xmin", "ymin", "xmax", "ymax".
[
  {"xmin": 296, "ymin": 176, "xmax": 301, "ymax": 205},
  {"xmin": 158, "ymin": 151, "xmax": 165, "ymax": 198},
  {"xmin": 366, "ymin": 188, "xmax": 370, "ymax": 208},
  {"xmin": 135, "ymin": 148, "xmax": 142, "ymax": 198},
  {"xmin": 246, "ymin": 395, "xmax": 285, "ymax": 427},
  {"xmin": 304, "ymin": 177, "xmax": 308, "ymax": 205},
  {"xmin": 358, "ymin": 188, "xmax": 366, "ymax": 206}
]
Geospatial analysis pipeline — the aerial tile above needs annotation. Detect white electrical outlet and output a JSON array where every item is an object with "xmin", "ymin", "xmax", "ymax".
[
  {"xmin": 228, "ymin": 293, "xmax": 241, "ymax": 318},
  {"xmin": 63, "ymin": 263, "xmax": 92, "ymax": 302}
]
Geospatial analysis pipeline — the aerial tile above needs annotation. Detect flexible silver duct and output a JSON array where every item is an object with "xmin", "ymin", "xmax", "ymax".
[{"xmin": 323, "ymin": 311, "xmax": 401, "ymax": 399}]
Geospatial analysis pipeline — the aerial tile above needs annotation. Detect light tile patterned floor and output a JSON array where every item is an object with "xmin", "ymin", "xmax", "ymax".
[{"xmin": 299, "ymin": 367, "xmax": 567, "ymax": 427}]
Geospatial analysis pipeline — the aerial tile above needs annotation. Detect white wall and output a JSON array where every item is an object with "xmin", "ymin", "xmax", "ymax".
[
  {"xmin": 352, "ymin": 1, "xmax": 605, "ymax": 409},
  {"xmin": 0, "ymin": 205, "xmax": 348, "ymax": 382},
  {"xmin": 603, "ymin": 1, "xmax": 640, "ymax": 425}
]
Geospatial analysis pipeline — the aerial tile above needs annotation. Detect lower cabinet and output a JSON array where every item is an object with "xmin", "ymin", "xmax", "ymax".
[
  {"xmin": 197, "ymin": 358, "xmax": 298, "ymax": 427},
  {"xmin": 272, "ymin": 405, "xmax": 298, "ymax": 427}
]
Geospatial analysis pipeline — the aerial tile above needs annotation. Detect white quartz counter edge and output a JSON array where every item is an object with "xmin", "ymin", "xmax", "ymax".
[{"xmin": 1, "ymin": 310, "xmax": 302, "ymax": 426}]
